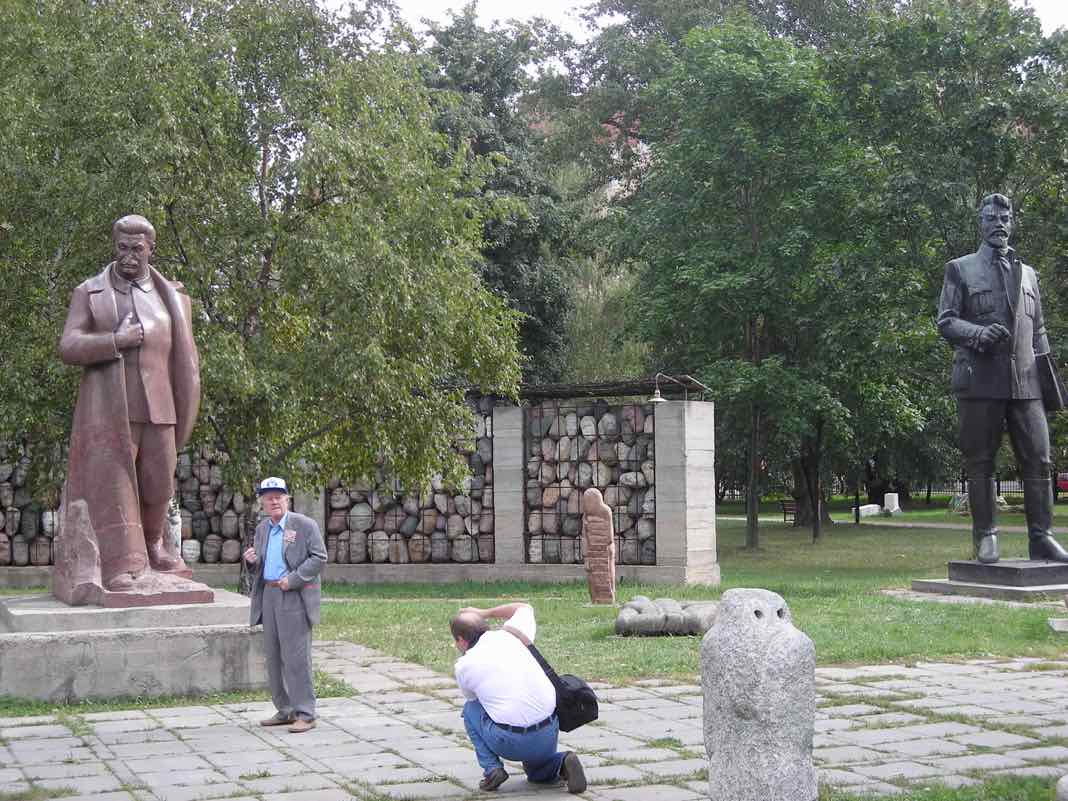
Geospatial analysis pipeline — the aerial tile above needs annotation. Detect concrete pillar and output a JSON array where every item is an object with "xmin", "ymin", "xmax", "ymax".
[
  {"xmin": 654, "ymin": 400, "xmax": 719, "ymax": 585},
  {"xmin": 292, "ymin": 486, "xmax": 326, "ymax": 535},
  {"xmin": 493, "ymin": 405, "xmax": 526, "ymax": 566}
]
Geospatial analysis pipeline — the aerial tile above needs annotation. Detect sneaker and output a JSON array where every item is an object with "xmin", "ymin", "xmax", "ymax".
[
  {"xmin": 259, "ymin": 713, "xmax": 294, "ymax": 727},
  {"xmin": 478, "ymin": 767, "xmax": 508, "ymax": 791},
  {"xmin": 560, "ymin": 752, "xmax": 586, "ymax": 794},
  {"xmin": 288, "ymin": 718, "xmax": 316, "ymax": 734}
]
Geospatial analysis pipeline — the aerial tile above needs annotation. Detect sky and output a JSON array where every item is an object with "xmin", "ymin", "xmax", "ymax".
[{"xmin": 388, "ymin": 0, "xmax": 1068, "ymax": 38}]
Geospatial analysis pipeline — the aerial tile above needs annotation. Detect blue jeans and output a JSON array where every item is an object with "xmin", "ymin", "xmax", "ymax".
[{"xmin": 461, "ymin": 700, "xmax": 563, "ymax": 782}]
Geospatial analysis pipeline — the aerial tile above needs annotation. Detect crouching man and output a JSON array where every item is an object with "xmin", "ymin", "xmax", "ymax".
[{"xmin": 450, "ymin": 602, "xmax": 586, "ymax": 793}]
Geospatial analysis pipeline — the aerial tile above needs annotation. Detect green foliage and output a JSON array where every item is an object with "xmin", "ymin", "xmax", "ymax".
[
  {"xmin": 0, "ymin": 0, "xmax": 520, "ymax": 496},
  {"xmin": 558, "ymin": 254, "xmax": 649, "ymax": 382},
  {"xmin": 828, "ymin": 0, "xmax": 1068, "ymax": 489},
  {"xmin": 422, "ymin": 6, "xmax": 577, "ymax": 383},
  {"xmin": 617, "ymin": 17, "xmax": 934, "ymax": 533}
]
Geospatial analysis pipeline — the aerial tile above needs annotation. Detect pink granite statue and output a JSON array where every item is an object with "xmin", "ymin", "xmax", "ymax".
[
  {"xmin": 53, "ymin": 215, "xmax": 212, "ymax": 607},
  {"xmin": 582, "ymin": 488, "xmax": 616, "ymax": 604}
]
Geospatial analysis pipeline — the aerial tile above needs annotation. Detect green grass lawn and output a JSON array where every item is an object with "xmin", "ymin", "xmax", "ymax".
[
  {"xmin": 317, "ymin": 518, "xmax": 1068, "ymax": 683},
  {"xmin": 821, "ymin": 777, "xmax": 1050, "ymax": 801}
]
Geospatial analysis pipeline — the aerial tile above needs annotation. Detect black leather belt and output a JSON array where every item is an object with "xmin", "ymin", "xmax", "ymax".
[{"xmin": 495, "ymin": 714, "xmax": 555, "ymax": 734}]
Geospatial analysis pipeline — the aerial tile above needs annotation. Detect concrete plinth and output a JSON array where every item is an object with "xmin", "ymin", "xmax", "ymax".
[
  {"xmin": 0, "ymin": 589, "xmax": 249, "ymax": 633},
  {"xmin": 949, "ymin": 559, "xmax": 1068, "ymax": 586},
  {"xmin": 911, "ymin": 577, "xmax": 1068, "ymax": 602},
  {"xmin": 913, "ymin": 559, "xmax": 1068, "ymax": 602},
  {"xmin": 0, "ymin": 590, "xmax": 265, "ymax": 701}
]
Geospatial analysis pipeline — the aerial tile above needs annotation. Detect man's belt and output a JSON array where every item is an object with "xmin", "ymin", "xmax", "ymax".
[
  {"xmin": 494, "ymin": 713, "xmax": 555, "ymax": 734},
  {"xmin": 264, "ymin": 579, "xmax": 286, "ymax": 588}
]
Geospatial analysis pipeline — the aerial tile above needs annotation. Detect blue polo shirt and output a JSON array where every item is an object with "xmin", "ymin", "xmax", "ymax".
[{"xmin": 263, "ymin": 513, "xmax": 289, "ymax": 581}]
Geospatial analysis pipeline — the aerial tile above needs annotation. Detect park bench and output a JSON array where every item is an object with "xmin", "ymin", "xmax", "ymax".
[{"xmin": 780, "ymin": 498, "xmax": 797, "ymax": 524}]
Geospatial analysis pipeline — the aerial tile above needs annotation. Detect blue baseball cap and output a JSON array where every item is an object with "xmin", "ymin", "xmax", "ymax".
[{"xmin": 256, "ymin": 476, "xmax": 288, "ymax": 496}]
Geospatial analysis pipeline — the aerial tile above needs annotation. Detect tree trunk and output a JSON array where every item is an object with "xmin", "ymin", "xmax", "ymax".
[
  {"xmin": 745, "ymin": 401, "xmax": 761, "ymax": 550},
  {"xmin": 793, "ymin": 422, "xmax": 829, "ymax": 541},
  {"xmin": 238, "ymin": 506, "xmax": 256, "ymax": 595}
]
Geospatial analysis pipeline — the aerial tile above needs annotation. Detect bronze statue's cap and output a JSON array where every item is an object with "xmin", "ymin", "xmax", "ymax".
[{"xmin": 256, "ymin": 476, "xmax": 288, "ymax": 496}]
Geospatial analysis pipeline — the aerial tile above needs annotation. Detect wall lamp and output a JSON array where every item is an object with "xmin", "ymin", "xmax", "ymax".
[{"xmin": 648, "ymin": 373, "xmax": 713, "ymax": 403}]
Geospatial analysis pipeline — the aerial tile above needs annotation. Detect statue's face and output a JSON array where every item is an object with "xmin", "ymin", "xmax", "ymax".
[
  {"xmin": 113, "ymin": 233, "xmax": 152, "ymax": 280},
  {"xmin": 980, "ymin": 204, "xmax": 1013, "ymax": 251}
]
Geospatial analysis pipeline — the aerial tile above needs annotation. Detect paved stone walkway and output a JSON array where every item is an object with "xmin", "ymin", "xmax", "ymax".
[{"xmin": 4, "ymin": 645, "xmax": 1068, "ymax": 800}]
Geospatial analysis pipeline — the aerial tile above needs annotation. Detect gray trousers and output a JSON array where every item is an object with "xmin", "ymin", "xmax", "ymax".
[{"xmin": 262, "ymin": 586, "xmax": 316, "ymax": 721}]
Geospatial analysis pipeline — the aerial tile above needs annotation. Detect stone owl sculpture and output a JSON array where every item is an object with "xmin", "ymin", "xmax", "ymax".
[{"xmin": 700, "ymin": 588, "xmax": 816, "ymax": 801}]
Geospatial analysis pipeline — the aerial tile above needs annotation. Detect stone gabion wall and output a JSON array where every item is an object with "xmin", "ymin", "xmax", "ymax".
[
  {"xmin": 0, "ymin": 395, "xmax": 498, "ymax": 568},
  {"xmin": 0, "ymin": 443, "xmax": 250, "ymax": 567},
  {"xmin": 325, "ymin": 396, "xmax": 496, "ymax": 564},
  {"xmin": 175, "ymin": 448, "xmax": 251, "ymax": 565},
  {"xmin": 0, "ymin": 444, "xmax": 57, "ymax": 566},
  {"xmin": 525, "ymin": 399, "xmax": 656, "ymax": 565}
]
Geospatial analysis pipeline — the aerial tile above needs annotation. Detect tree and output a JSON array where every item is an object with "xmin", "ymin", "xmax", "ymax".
[
  {"xmin": 0, "ymin": 0, "xmax": 520, "ymax": 507},
  {"xmin": 621, "ymin": 17, "xmax": 932, "ymax": 545},
  {"xmin": 829, "ymin": 0, "xmax": 1068, "ymax": 499},
  {"xmin": 422, "ymin": 5, "xmax": 577, "ymax": 383}
]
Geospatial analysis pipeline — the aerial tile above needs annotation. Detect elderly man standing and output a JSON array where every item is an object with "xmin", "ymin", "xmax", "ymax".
[
  {"xmin": 451, "ymin": 602, "xmax": 586, "ymax": 793},
  {"xmin": 937, "ymin": 193, "xmax": 1068, "ymax": 564},
  {"xmin": 57, "ymin": 214, "xmax": 199, "ymax": 597},
  {"xmin": 244, "ymin": 477, "xmax": 326, "ymax": 733}
]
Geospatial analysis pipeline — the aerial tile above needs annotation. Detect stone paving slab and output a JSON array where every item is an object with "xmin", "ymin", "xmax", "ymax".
[{"xmin": 3, "ymin": 645, "xmax": 1068, "ymax": 799}]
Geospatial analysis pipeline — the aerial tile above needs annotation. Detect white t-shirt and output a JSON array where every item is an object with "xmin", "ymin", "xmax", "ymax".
[{"xmin": 454, "ymin": 605, "xmax": 557, "ymax": 727}]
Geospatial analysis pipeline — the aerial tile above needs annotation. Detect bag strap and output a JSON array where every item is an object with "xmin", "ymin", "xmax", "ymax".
[{"xmin": 503, "ymin": 625, "xmax": 563, "ymax": 688}]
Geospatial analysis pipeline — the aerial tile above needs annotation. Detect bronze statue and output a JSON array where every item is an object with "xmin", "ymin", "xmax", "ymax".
[
  {"xmin": 937, "ymin": 193, "xmax": 1068, "ymax": 563},
  {"xmin": 581, "ymin": 488, "xmax": 616, "ymax": 604},
  {"xmin": 54, "ymin": 215, "xmax": 205, "ymax": 603}
]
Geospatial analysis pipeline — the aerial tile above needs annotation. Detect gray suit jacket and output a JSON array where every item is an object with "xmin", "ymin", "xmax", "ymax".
[
  {"xmin": 249, "ymin": 511, "xmax": 326, "ymax": 627},
  {"xmin": 937, "ymin": 243, "xmax": 1049, "ymax": 400}
]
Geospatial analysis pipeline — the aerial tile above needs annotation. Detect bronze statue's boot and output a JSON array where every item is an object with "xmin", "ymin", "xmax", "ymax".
[
  {"xmin": 969, "ymin": 478, "xmax": 999, "ymax": 563},
  {"xmin": 1024, "ymin": 478, "xmax": 1068, "ymax": 562},
  {"xmin": 143, "ymin": 500, "xmax": 188, "ymax": 574}
]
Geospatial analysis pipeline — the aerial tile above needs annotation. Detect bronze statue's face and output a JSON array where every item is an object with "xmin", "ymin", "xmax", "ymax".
[
  {"xmin": 980, "ymin": 204, "xmax": 1013, "ymax": 251},
  {"xmin": 113, "ymin": 233, "xmax": 152, "ymax": 280}
]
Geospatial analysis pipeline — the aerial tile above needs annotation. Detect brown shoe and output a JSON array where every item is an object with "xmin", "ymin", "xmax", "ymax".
[
  {"xmin": 259, "ymin": 713, "xmax": 294, "ymax": 727},
  {"xmin": 288, "ymin": 718, "xmax": 316, "ymax": 734}
]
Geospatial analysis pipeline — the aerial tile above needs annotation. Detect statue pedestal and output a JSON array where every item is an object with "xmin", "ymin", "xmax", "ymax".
[
  {"xmin": 913, "ymin": 559, "xmax": 1068, "ymax": 601},
  {"xmin": 0, "ymin": 590, "xmax": 266, "ymax": 701},
  {"xmin": 86, "ymin": 572, "xmax": 214, "ymax": 609}
]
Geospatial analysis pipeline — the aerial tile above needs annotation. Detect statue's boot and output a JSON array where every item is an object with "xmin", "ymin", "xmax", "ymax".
[
  {"xmin": 105, "ymin": 572, "xmax": 137, "ymax": 591},
  {"xmin": 1023, "ymin": 478, "xmax": 1068, "ymax": 562},
  {"xmin": 97, "ymin": 522, "xmax": 149, "ymax": 591},
  {"xmin": 969, "ymin": 478, "xmax": 999, "ymax": 563},
  {"xmin": 143, "ymin": 499, "xmax": 188, "ymax": 574}
]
